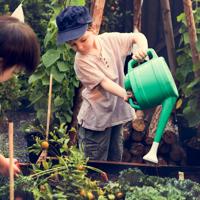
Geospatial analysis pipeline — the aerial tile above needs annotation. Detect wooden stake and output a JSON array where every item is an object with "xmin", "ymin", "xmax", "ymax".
[
  {"xmin": 46, "ymin": 74, "xmax": 53, "ymax": 141},
  {"xmin": 9, "ymin": 122, "xmax": 14, "ymax": 200},
  {"xmin": 37, "ymin": 74, "xmax": 53, "ymax": 163}
]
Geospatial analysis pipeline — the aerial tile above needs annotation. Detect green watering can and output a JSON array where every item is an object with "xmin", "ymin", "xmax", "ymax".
[{"xmin": 124, "ymin": 48, "xmax": 179, "ymax": 163}]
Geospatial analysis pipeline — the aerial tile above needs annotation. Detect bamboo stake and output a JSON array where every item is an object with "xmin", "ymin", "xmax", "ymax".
[
  {"xmin": 46, "ymin": 74, "xmax": 53, "ymax": 141},
  {"xmin": 36, "ymin": 74, "xmax": 53, "ymax": 163},
  {"xmin": 9, "ymin": 122, "xmax": 14, "ymax": 200}
]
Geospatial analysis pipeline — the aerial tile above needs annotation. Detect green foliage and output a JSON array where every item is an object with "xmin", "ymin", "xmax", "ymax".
[
  {"xmin": 0, "ymin": 76, "xmax": 26, "ymax": 118},
  {"xmin": 28, "ymin": 0, "xmax": 85, "ymax": 126},
  {"xmin": 0, "ymin": 124, "xmax": 107, "ymax": 200},
  {"xmin": 104, "ymin": 168, "xmax": 200, "ymax": 200},
  {"xmin": 23, "ymin": 0, "xmax": 51, "ymax": 48},
  {"xmin": 0, "ymin": 1, "xmax": 51, "ymax": 118},
  {"xmin": 100, "ymin": 0, "xmax": 133, "ymax": 33},
  {"xmin": 176, "ymin": 2, "xmax": 200, "ymax": 127}
]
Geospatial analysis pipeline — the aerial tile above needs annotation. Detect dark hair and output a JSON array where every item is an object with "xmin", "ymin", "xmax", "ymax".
[{"xmin": 0, "ymin": 16, "xmax": 40, "ymax": 74}]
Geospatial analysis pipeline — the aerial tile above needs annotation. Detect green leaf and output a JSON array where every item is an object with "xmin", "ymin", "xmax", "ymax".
[
  {"xmin": 187, "ymin": 77, "xmax": 200, "ymax": 89},
  {"xmin": 57, "ymin": 61, "xmax": 68, "ymax": 72},
  {"xmin": 51, "ymin": 66, "xmax": 65, "ymax": 83},
  {"xmin": 42, "ymin": 74, "xmax": 51, "ymax": 85},
  {"xmin": 68, "ymin": 0, "xmax": 85, "ymax": 6},
  {"xmin": 72, "ymin": 78, "xmax": 79, "ymax": 87},
  {"xmin": 183, "ymin": 105, "xmax": 200, "ymax": 127},
  {"xmin": 44, "ymin": 25, "xmax": 57, "ymax": 47},
  {"xmin": 28, "ymin": 92, "xmax": 43, "ymax": 107},
  {"xmin": 54, "ymin": 96, "xmax": 64, "ymax": 107},
  {"xmin": 183, "ymin": 33, "xmax": 189, "ymax": 44},
  {"xmin": 28, "ymin": 70, "xmax": 45, "ymax": 84},
  {"xmin": 64, "ymin": 113, "xmax": 72, "ymax": 123},
  {"xmin": 196, "ymin": 40, "xmax": 200, "ymax": 52},
  {"xmin": 42, "ymin": 49, "xmax": 60, "ymax": 68}
]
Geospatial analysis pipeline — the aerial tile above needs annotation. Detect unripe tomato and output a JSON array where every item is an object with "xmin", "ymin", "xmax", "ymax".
[
  {"xmin": 80, "ymin": 189, "xmax": 86, "ymax": 197},
  {"xmin": 41, "ymin": 141, "xmax": 49, "ymax": 149},
  {"xmin": 116, "ymin": 192, "xmax": 124, "ymax": 199},
  {"xmin": 39, "ymin": 185, "xmax": 46, "ymax": 192},
  {"xmin": 87, "ymin": 191, "xmax": 95, "ymax": 200},
  {"xmin": 77, "ymin": 165, "xmax": 85, "ymax": 171},
  {"xmin": 98, "ymin": 188, "xmax": 104, "ymax": 195}
]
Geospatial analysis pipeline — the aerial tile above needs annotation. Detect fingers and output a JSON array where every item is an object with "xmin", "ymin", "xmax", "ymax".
[
  {"xmin": 14, "ymin": 164, "xmax": 21, "ymax": 177},
  {"xmin": 132, "ymin": 49, "xmax": 147, "ymax": 61},
  {"xmin": 124, "ymin": 91, "xmax": 134, "ymax": 102}
]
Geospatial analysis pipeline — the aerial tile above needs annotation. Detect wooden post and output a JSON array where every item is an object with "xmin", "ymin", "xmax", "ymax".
[
  {"xmin": 9, "ymin": 122, "xmax": 14, "ymax": 200},
  {"xmin": 133, "ymin": 0, "xmax": 143, "ymax": 32},
  {"xmin": 160, "ymin": 0, "xmax": 177, "ymax": 77},
  {"xmin": 183, "ymin": 0, "xmax": 200, "ymax": 77},
  {"xmin": 91, "ymin": 0, "xmax": 106, "ymax": 34}
]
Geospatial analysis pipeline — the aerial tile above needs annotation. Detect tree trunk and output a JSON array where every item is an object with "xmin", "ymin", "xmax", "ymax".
[
  {"xmin": 160, "ymin": 0, "xmax": 177, "ymax": 77},
  {"xmin": 90, "ymin": 0, "xmax": 106, "ymax": 34},
  {"xmin": 133, "ymin": 0, "xmax": 142, "ymax": 31},
  {"xmin": 183, "ymin": 0, "xmax": 200, "ymax": 77}
]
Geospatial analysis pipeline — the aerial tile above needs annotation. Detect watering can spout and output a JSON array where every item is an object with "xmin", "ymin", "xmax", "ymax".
[
  {"xmin": 154, "ymin": 96, "xmax": 177, "ymax": 142},
  {"xmin": 143, "ymin": 96, "xmax": 177, "ymax": 163}
]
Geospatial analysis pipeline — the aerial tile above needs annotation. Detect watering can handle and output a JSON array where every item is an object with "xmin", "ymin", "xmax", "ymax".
[
  {"xmin": 128, "ymin": 98, "xmax": 142, "ymax": 110},
  {"xmin": 128, "ymin": 48, "xmax": 158, "ymax": 73}
]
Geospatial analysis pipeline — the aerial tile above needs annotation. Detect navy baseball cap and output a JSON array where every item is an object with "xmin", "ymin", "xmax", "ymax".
[{"xmin": 56, "ymin": 6, "xmax": 92, "ymax": 45}]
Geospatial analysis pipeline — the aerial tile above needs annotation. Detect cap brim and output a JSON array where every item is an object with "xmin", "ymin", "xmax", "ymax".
[{"xmin": 57, "ymin": 24, "xmax": 88, "ymax": 45}]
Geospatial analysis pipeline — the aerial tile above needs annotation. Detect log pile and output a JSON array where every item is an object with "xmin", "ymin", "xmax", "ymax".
[{"xmin": 122, "ymin": 107, "xmax": 187, "ymax": 166}]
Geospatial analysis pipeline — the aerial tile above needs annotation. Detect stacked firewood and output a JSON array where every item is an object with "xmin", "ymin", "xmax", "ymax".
[{"xmin": 122, "ymin": 106, "xmax": 187, "ymax": 166}]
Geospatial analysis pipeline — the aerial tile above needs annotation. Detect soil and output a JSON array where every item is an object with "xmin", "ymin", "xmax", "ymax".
[{"xmin": 0, "ymin": 111, "xmax": 35, "ymax": 163}]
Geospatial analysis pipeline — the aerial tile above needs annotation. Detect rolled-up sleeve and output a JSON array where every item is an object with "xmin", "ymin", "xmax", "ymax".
[
  {"xmin": 101, "ymin": 32, "xmax": 134, "ymax": 56},
  {"xmin": 74, "ymin": 57, "xmax": 105, "ymax": 90}
]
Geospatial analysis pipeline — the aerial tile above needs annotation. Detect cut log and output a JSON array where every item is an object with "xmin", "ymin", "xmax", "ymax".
[
  {"xmin": 129, "ymin": 142, "xmax": 145, "ymax": 157},
  {"xmin": 132, "ymin": 110, "xmax": 146, "ymax": 132},
  {"xmin": 158, "ymin": 141, "xmax": 171, "ymax": 154},
  {"xmin": 122, "ymin": 148, "xmax": 132, "ymax": 162},
  {"xmin": 186, "ymin": 136, "xmax": 200, "ymax": 150},
  {"xmin": 123, "ymin": 121, "xmax": 132, "ymax": 141},
  {"xmin": 145, "ymin": 131, "xmax": 154, "ymax": 145},
  {"xmin": 131, "ymin": 156, "xmax": 143, "ymax": 163},
  {"xmin": 132, "ymin": 119, "xmax": 146, "ymax": 132},
  {"xmin": 158, "ymin": 157, "xmax": 168, "ymax": 166},
  {"xmin": 169, "ymin": 144, "xmax": 187, "ymax": 163},
  {"xmin": 147, "ymin": 105, "xmax": 177, "ymax": 144},
  {"xmin": 131, "ymin": 130, "xmax": 146, "ymax": 142},
  {"xmin": 163, "ymin": 130, "xmax": 177, "ymax": 144}
]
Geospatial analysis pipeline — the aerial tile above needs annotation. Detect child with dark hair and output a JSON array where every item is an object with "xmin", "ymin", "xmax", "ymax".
[
  {"xmin": 56, "ymin": 6, "xmax": 148, "ymax": 161},
  {"xmin": 0, "ymin": 16, "xmax": 40, "ymax": 176}
]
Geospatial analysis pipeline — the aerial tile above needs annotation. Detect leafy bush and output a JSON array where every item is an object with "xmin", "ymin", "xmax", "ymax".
[
  {"xmin": 176, "ymin": 2, "xmax": 200, "ymax": 128},
  {"xmin": 28, "ymin": 0, "xmax": 85, "ymax": 126},
  {"xmin": 104, "ymin": 168, "xmax": 200, "ymax": 200}
]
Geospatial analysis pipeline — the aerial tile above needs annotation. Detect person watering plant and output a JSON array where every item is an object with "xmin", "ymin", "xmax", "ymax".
[
  {"xmin": 56, "ymin": 6, "xmax": 148, "ymax": 161},
  {"xmin": 0, "ymin": 16, "xmax": 40, "ymax": 176}
]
